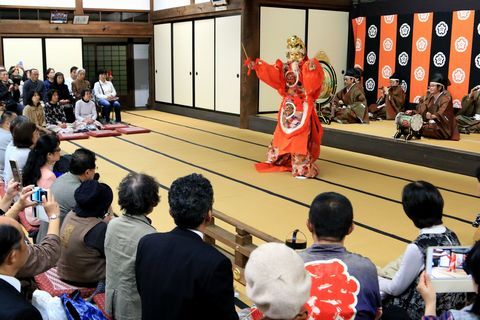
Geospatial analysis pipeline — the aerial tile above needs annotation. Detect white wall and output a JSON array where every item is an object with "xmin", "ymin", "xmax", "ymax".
[
  {"xmin": 154, "ymin": 24, "xmax": 172, "ymax": 103},
  {"xmin": 45, "ymin": 38, "xmax": 83, "ymax": 79},
  {"xmin": 83, "ymin": 0, "xmax": 150, "ymax": 11},
  {"xmin": 3, "ymin": 38, "xmax": 44, "ymax": 80},
  {"xmin": 308, "ymin": 10, "xmax": 349, "ymax": 94},
  {"xmin": 259, "ymin": 7, "xmax": 306, "ymax": 112},
  {"xmin": 134, "ymin": 44, "xmax": 149, "ymax": 107},
  {"xmin": 0, "ymin": 0, "xmax": 74, "ymax": 7},
  {"xmin": 154, "ymin": 0, "xmax": 190, "ymax": 11},
  {"xmin": 195, "ymin": 0, "xmax": 209, "ymax": 3}
]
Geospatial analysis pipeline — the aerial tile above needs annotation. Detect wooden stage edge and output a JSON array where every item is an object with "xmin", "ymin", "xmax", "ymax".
[{"xmin": 152, "ymin": 103, "xmax": 479, "ymax": 177}]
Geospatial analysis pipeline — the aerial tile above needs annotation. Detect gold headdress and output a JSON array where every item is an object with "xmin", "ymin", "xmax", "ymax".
[{"xmin": 286, "ymin": 35, "xmax": 306, "ymax": 55}]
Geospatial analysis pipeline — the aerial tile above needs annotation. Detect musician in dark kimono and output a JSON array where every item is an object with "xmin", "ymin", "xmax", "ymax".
[{"xmin": 369, "ymin": 72, "xmax": 406, "ymax": 120}]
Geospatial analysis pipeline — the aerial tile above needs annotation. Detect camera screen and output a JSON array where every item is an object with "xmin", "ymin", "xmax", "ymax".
[{"xmin": 428, "ymin": 247, "xmax": 470, "ymax": 280}]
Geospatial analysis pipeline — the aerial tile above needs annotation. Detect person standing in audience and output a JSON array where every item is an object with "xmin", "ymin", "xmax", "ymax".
[
  {"xmin": 0, "ymin": 217, "xmax": 42, "ymax": 319},
  {"xmin": 75, "ymin": 89, "xmax": 97, "ymax": 124},
  {"xmin": 22, "ymin": 69, "xmax": 46, "ymax": 107},
  {"xmin": 52, "ymin": 72, "xmax": 75, "ymax": 123},
  {"xmin": 71, "ymin": 68, "xmax": 91, "ymax": 101},
  {"xmin": 57, "ymin": 179, "xmax": 113, "ymax": 287},
  {"xmin": 417, "ymin": 240, "xmax": 480, "ymax": 319},
  {"xmin": 93, "ymin": 69, "xmax": 122, "ymax": 123},
  {"xmin": 36, "ymin": 148, "xmax": 97, "ymax": 242},
  {"xmin": 44, "ymin": 89, "xmax": 67, "ymax": 127},
  {"xmin": 43, "ymin": 68, "xmax": 55, "ymax": 94},
  {"xmin": 379, "ymin": 181, "xmax": 466, "ymax": 319},
  {"xmin": 64, "ymin": 66, "xmax": 78, "ymax": 96},
  {"xmin": 105, "ymin": 173, "xmax": 160, "ymax": 320},
  {"xmin": 23, "ymin": 91, "xmax": 46, "ymax": 128},
  {"xmin": 136, "ymin": 173, "xmax": 239, "ymax": 320},
  {"xmin": 0, "ymin": 112, "xmax": 16, "ymax": 182},
  {"xmin": 300, "ymin": 192, "xmax": 382, "ymax": 320}
]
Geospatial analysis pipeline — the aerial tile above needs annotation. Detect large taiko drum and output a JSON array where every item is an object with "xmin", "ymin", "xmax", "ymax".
[
  {"xmin": 395, "ymin": 112, "xmax": 423, "ymax": 132},
  {"xmin": 316, "ymin": 61, "xmax": 337, "ymax": 108}
]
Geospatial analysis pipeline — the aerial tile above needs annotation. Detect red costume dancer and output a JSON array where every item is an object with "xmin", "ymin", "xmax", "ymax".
[{"xmin": 246, "ymin": 36, "xmax": 324, "ymax": 178}]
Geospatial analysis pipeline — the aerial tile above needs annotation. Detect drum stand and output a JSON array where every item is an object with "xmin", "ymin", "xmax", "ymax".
[{"xmin": 393, "ymin": 126, "xmax": 421, "ymax": 141}]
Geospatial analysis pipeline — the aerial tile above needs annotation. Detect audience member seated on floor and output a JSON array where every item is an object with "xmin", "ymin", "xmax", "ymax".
[
  {"xmin": 0, "ymin": 111, "xmax": 16, "ymax": 182},
  {"xmin": 75, "ymin": 89, "xmax": 97, "ymax": 124},
  {"xmin": 410, "ymin": 73, "xmax": 460, "ymax": 140},
  {"xmin": 0, "ymin": 217, "xmax": 42, "ymax": 319},
  {"xmin": 43, "ymin": 68, "xmax": 55, "ymax": 94},
  {"xmin": 417, "ymin": 240, "xmax": 480, "ymax": 320},
  {"xmin": 71, "ymin": 69, "xmax": 90, "ymax": 101},
  {"xmin": 52, "ymin": 72, "xmax": 75, "ymax": 123},
  {"xmin": 23, "ymin": 69, "xmax": 46, "ymax": 107},
  {"xmin": 44, "ymin": 89, "xmax": 67, "ymax": 128},
  {"xmin": 243, "ymin": 243, "xmax": 311, "ymax": 320},
  {"xmin": 93, "ymin": 69, "xmax": 122, "ymax": 123},
  {"xmin": 105, "ymin": 172, "xmax": 160, "ymax": 320},
  {"xmin": 456, "ymin": 85, "xmax": 480, "ymax": 134},
  {"xmin": 22, "ymin": 134, "xmax": 61, "ymax": 227},
  {"xmin": 136, "ymin": 173, "xmax": 239, "ymax": 320},
  {"xmin": 379, "ymin": 181, "xmax": 466, "ymax": 319},
  {"xmin": 299, "ymin": 192, "xmax": 382, "ymax": 320},
  {"xmin": 36, "ymin": 148, "xmax": 97, "ymax": 243},
  {"xmin": 321, "ymin": 68, "xmax": 369, "ymax": 124},
  {"xmin": 368, "ymin": 72, "xmax": 406, "ymax": 121},
  {"xmin": 0, "ymin": 69, "xmax": 22, "ymax": 114},
  {"xmin": 23, "ymin": 91, "xmax": 46, "ymax": 129},
  {"xmin": 57, "ymin": 179, "xmax": 113, "ymax": 287},
  {"xmin": 65, "ymin": 66, "xmax": 77, "ymax": 96},
  {"xmin": 4, "ymin": 119, "xmax": 39, "ymax": 187}
]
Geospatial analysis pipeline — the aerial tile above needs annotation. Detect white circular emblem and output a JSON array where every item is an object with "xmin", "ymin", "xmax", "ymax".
[
  {"xmin": 401, "ymin": 80, "xmax": 408, "ymax": 92},
  {"xmin": 475, "ymin": 53, "xmax": 480, "ymax": 69},
  {"xmin": 414, "ymin": 67, "xmax": 425, "ymax": 81},
  {"xmin": 383, "ymin": 38, "xmax": 393, "ymax": 52},
  {"xmin": 455, "ymin": 37, "xmax": 469, "ymax": 52},
  {"xmin": 457, "ymin": 11, "xmax": 471, "ymax": 21},
  {"xmin": 368, "ymin": 25, "xmax": 378, "ymax": 38},
  {"xmin": 416, "ymin": 37, "xmax": 428, "ymax": 52},
  {"xmin": 435, "ymin": 21, "xmax": 449, "ymax": 37},
  {"xmin": 433, "ymin": 52, "xmax": 446, "ymax": 67},
  {"xmin": 366, "ymin": 51, "xmax": 377, "ymax": 65},
  {"xmin": 453, "ymin": 99, "xmax": 462, "ymax": 109},
  {"xmin": 399, "ymin": 23, "xmax": 411, "ymax": 38},
  {"xmin": 478, "ymin": 23, "xmax": 480, "ymax": 36},
  {"xmin": 413, "ymin": 96, "xmax": 422, "ymax": 103},
  {"xmin": 452, "ymin": 68, "xmax": 465, "ymax": 84},
  {"xmin": 418, "ymin": 13, "xmax": 430, "ymax": 22},
  {"xmin": 355, "ymin": 38, "xmax": 362, "ymax": 52},
  {"xmin": 398, "ymin": 52, "xmax": 409, "ymax": 66},
  {"xmin": 365, "ymin": 78, "xmax": 375, "ymax": 92},
  {"xmin": 382, "ymin": 65, "xmax": 392, "ymax": 79},
  {"xmin": 384, "ymin": 15, "xmax": 395, "ymax": 24},
  {"xmin": 356, "ymin": 17, "xmax": 364, "ymax": 25}
]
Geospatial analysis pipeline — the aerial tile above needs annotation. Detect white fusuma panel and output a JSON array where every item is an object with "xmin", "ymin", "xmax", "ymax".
[
  {"xmin": 259, "ymin": 7, "xmax": 306, "ymax": 113},
  {"xmin": 154, "ymin": 0, "xmax": 190, "ymax": 11},
  {"xmin": 215, "ymin": 15, "xmax": 241, "ymax": 114},
  {"xmin": 308, "ymin": 10, "xmax": 349, "ymax": 95},
  {"xmin": 173, "ymin": 21, "xmax": 193, "ymax": 106},
  {"xmin": 194, "ymin": 19, "xmax": 215, "ymax": 110},
  {"xmin": 3, "ymin": 38, "xmax": 44, "ymax": 80},
  {"xmin": 83, "ymin": 0, "xmax": 150, "ymax": 10},
  {"xmin": 45, "ymin": 38, "xmax": 83, "ymax": 78},
  {"xmin": 0, "ymin": 0, "xmax": 74, "ymax": 8},
  {"xmin": 154, "ymin": 23, "xmax": 172, "ymax": 103}
]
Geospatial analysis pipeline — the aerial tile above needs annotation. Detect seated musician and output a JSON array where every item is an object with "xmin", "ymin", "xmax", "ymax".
[
  {"xmin": 369, "ymin": 72, "xmax": 406, "ymax": 120},
  {"xmin": 456, "ymin": 85, "xmax": 480, "ymax": 133},
  {"xmin": 321, "ymin": 68, "xmax": 369, "ymax": 124},
  {"xmin": 408, "ymin": 73, "xmax": 459, "ymax": 140}
]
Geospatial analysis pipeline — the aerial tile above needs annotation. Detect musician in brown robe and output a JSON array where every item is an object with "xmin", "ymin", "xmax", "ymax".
[
  {"xmin": 413, "ymin": 73, "xmax": 460, "ymax": 140},
  {"xmin": 456, "ymin": 85, "xmax": 480, "ymax": 133},
  {"xmin": 368, "ymin": 72, "xmax": 406, "ymax": 120},
  {"xmin": 321, "ymin": 68, "xmax": 369, "ymax": 124}
]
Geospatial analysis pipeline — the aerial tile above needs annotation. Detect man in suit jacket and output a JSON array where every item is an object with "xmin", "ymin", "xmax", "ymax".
[
  {"xmin": 0, "ymin": 216, "xmax": 42, "ymax": 319},
  {"xmin": 136, "ymin": 173, "xmax": 239, "ymax": 320}
]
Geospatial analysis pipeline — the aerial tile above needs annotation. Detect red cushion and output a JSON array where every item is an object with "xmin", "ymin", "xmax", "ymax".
[
  {"xmin": 34, "ymin": 267, "xmax": 96, "ymax": 298},
  {"xmin": 87, "ymin": 130, "xmax": 122, "ymax": 137},
  {"xmin": 115, "ymin": 126, "xmax": 151, "ymax": 134},
  {"xmin": 57, "ymin": 132, "xmax": 90, "ymax": 141},
  {"xmin": 93, "ymin": 293, "xmax": 111, "ymax": 319},
  {"xmin": 103, "ymin": 123, "xmax": 129, "ymax": 130},
  {"xmin": 17, "ymin": 211, "xmax": 39, "ymax": 233}
]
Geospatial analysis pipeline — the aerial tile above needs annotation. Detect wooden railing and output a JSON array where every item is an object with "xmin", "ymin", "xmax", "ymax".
[{"xmin": 204, "ymin": 209, "xmax": 281, "ymax": 285}]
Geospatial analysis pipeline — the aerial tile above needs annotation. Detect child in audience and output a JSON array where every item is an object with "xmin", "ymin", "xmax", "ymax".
[{"xmin": 417, "ymin": 240, "xmax": 480, "ymax": 319}]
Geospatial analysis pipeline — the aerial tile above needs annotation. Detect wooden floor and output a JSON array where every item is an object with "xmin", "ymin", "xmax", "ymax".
[{"xmin": 59, "ymin": 110, "xmax": 479, "ymax": 270}]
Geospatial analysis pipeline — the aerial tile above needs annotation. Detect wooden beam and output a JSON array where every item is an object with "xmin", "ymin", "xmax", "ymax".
[
  {"xmin": 258, "ymin": 0, "xmax": 351, "ymax": 10},
  {"xmin": 75, "ymin": 0, "xmax": 84, "ymax": 15},
  {"xmin": 151, "ymin": 0, "xmax": 242, "ymax": 23}
]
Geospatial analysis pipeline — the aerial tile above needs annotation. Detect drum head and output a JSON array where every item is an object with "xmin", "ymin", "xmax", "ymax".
[
  {"xmin": 395, "ymin": 112, "xmax": 404, "ymax": 125},
  {"xmin": 410, "ymin": 114, "xmax": 423, "ymax": 131},
  {"xmin": 317, "ymin": 61, "xmax": 337, "ymax": 107}
]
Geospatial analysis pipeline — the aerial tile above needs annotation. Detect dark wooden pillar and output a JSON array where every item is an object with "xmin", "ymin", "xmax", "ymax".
[{"xmin": 240, "ymin": 0, "xmax": 260, "ymax": 129}]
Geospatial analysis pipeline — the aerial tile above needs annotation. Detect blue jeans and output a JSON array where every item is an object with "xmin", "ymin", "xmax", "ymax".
[{"xmin": 98, "ymin": 98, "xmax": 121, "ymax": 122}]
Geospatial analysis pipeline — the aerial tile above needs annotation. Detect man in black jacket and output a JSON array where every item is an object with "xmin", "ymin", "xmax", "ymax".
[
  {"xmin": 136, "ymin": 173, "xmax": 239, "ymax": 320},
  {"xmin": 0, "ymin": 70, "xmax": 22, "ymax": 114},
  {"xmin": 0, "ymin": 216, "xmax": 42, "ymax": 319}
]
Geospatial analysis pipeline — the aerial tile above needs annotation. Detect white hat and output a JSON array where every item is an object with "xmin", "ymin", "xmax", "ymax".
[{"xmin": 245, "ymin": 243, "xmax": 311, "ymax": 319}]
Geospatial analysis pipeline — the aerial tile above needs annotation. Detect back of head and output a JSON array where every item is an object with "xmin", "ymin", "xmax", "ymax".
[
  {"xmin": 465, "ymin": 241, "xmax": 480, "ymax": 315},
  {"xmin": 75, "ymin": 180, "xmax": 113, "ymax": 218},
  {"xmin": 69, "ymin": 148, "xmax": 96, "ymax": 175},
  {"xmin": 0, "ymin": 224, "xmax": 22, "ymax": 266},
  {"xmin": 9, "ymin": 115, "xmax": 29, "ymax": 134},
  {"xmin": 118, "ymin": 172, "xmax": 160, "ymax": 216},
  {"xmin": 22, "ymin": 134, "xmax": 59, "ymax": 186},
  {"xmin": 13, "ymin": 121, "xmax": 36, "ymax": 148},
  {"xmin": 168, "ymin": 173, "xmax": 213, "ymax": 229},
  {"xmin": 309, "ymin": 192, "xmax": 353, "ymax": 241},
  {"xmin": 0, "ymin": 111, "xmax": 16, "ymax": 127},
  {"xmin": 245, "ymin": 243, "xmax": 311, "ymax": 319},
  {"xmin": 402, "ymin": 181, "xmax": 443, "ymax": 229}
]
